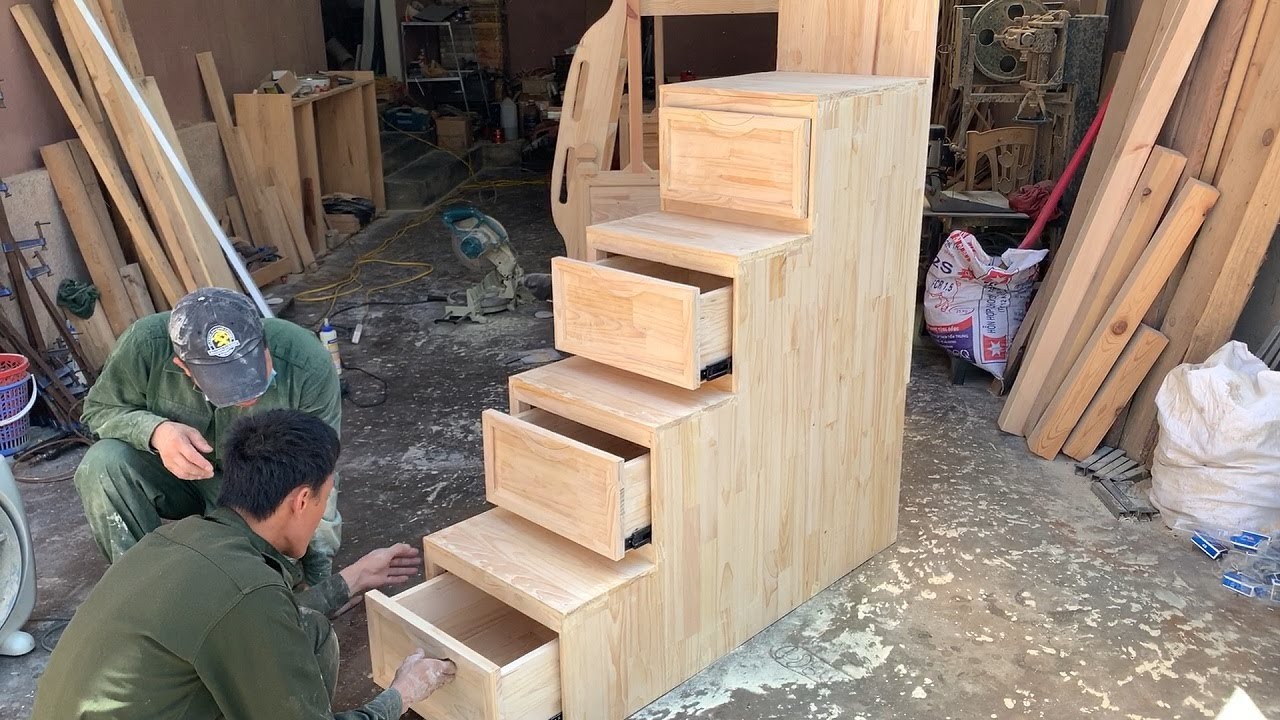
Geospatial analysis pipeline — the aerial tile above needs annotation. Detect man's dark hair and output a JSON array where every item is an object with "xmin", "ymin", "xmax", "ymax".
[{"xmin": 217, "ymin": 409, "xmax": 340, "ymax": 520}]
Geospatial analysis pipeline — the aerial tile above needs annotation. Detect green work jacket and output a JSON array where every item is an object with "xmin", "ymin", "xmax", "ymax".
[
  {"xmin": 31, "ymin": 508, "xmax": 402, "ymax": 719},
  {"xmin": 81, "ymin": 312, "xmax": 341, "ymax": 470}
]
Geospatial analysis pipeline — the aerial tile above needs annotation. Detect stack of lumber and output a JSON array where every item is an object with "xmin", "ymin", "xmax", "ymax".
[
  {"xmin": 9, "ymin": 0, "xmax": 289, "ymax": 364},
  {"xmin": 999, "ymin": 0, "xmax": 1280, "ymax": 464}
]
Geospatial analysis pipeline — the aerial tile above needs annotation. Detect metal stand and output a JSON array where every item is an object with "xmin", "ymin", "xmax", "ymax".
[{"xmin": 401, "ymin": 20, "xmax": 489, "ymax": 115}]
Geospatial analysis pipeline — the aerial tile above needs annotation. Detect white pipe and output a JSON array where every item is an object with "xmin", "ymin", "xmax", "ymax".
[{"xmin": 68, "ymin": 0, "xmax": 273, "ymax": 318}]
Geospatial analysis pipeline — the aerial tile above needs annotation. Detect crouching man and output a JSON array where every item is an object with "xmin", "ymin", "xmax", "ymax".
[{"xmin": 34, "ymin": 409, "xmax": 454, "ymax": 719}]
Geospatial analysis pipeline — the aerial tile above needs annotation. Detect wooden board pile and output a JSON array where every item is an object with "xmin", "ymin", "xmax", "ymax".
[
  {"xmin": 999, "ymin": 0, "xmax": 1280, "ymax": 464},
  {"xmin": 9, "ymin": 0, "xmax": 300, "ymax": 369}
]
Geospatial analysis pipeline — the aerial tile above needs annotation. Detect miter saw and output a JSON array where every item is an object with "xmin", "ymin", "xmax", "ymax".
[
  {"xmin": 0, "ymin": 456, "xmax": 35, "ymax": 656},
  {"xmin": 441, "ymin": 206, "xmax": 534, "ymax": 323}
]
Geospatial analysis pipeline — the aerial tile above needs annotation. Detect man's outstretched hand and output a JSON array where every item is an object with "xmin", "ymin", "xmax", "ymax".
[
  {"xmin": 150, "ymin": 421, "xmax": 215, "ymax": 480},
  {"xmin": 339, "ymin": 543, "xmax": 422, "ymax": 596},
  {"xmin": 391, "ymin": 650, "xmax": 456, "ymax": 710}
]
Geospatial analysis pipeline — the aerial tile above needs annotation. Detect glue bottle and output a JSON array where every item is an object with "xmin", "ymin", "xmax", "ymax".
[{"xmin": 319, "ymin": 319, "xmax": 342, "ymax": 374}]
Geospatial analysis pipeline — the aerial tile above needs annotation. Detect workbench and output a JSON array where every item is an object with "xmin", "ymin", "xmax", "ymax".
[{"xmin": 235, "ymin": 71, "xmax": 386, "ymax": 257}]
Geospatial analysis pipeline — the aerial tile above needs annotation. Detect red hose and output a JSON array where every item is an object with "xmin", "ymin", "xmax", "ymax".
[{"xmin": 1017, "ymin": 91, "xmax": 1112, "ymax": 250}]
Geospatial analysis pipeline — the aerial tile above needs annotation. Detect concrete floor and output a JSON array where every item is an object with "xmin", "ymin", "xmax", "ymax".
[{"xmin": 2, "ymin": 174, "xmax": 1279, "ymax": 719}]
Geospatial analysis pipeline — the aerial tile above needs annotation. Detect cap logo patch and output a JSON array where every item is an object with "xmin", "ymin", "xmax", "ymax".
[{"xmin": 206, "ymin": 325, "xmax": 241, "ymax": 358}]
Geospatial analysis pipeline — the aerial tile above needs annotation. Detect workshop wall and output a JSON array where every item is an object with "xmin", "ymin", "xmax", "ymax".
[
  {"xmin": 505, "ymin": 0, "xmax": 777, "ymax": 78},
  {"xmin": 0, "ymin": 0, "xmax": 325, "ymax": 178}
]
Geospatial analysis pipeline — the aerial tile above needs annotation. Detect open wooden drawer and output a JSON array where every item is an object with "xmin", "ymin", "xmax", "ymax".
[
  {"xmin": 484, "ymin": 407, "xmax": 651, "ymax": 561},
  {"xmin": 366, "ymin": 572, "xmax": 562, "ymax": 720},
  {"xmin": 551, "ymin": 254, "xmax": 733, "ymax": 390}
]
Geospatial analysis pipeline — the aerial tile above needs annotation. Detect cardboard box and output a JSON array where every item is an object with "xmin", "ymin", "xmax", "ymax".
[
  {"xmin": 436, "ymin": 115, "xmax": 474, "ymax": 153},
  {"xmin": 258, "ymin": 71, "xmax": 300, "ymax": 96}
]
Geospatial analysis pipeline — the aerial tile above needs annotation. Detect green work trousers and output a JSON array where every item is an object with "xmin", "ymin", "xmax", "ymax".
[
  {"xmin": 73, "ymin": 439, "xmax": 340, "ymax": 584},
  {"xmin": 302, "ymin": 606, "xmax": 341, "ymax": 703}
]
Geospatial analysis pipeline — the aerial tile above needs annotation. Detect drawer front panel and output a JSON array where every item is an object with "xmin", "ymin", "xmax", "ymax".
[
  {"xmin": 660, "ymin": 107, "xmax": 812, "ymax": 221},
  {"xmin": 485, "ymin": 408, "xmax": 648, "ymax": 560},
  {"xmin": 367, "ymin": 574, "xmax": 560, "ymax": 720},
  {"xmin": 552, "ymin": 256, "xmax": 709, "ymax": 389}
]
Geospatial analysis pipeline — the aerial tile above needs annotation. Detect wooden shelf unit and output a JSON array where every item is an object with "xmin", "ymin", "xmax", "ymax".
[
  {"xmin": 368, "ymin": 72, "xmax": 929, "ymax": 720},
  {"xmin": 234, "ymin": 71, "xmax": 386, "ymax": 257}
]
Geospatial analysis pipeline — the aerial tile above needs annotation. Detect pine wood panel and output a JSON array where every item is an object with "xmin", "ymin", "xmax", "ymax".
[
  {"xmin": 1027, "ymin": 180, "xmax": 1219, "ymax": 460},
  {"xmin": 483, "ymin": 408, "xmax": 651, "ymax": 561},
  {"xmin": 660, "ymin": 107, "xmax": 811, "ymax": 223},
  {"xmin": 999, "ymin": 0, "xmax": 1219, "ymax": 435},
  {"xmin": 315, "ymin": 89, "xmax": 374, "ymax": 200},
  {"xmin": 41, "ymin": 140, "xmax": 137, "ymax": 336},
  {"xmin": 587, "ymin": 211, "xmax": 809, "ymax": 278},
  {"xmin": 1123, "ymin": 9, "xmax": 1280, "ymax": 460},
  {"xmin": 552, "ymin": 255, "xmax": 733, "ymax": 390},
  {"xmin": 1204, "ymin": 0, "xmax": 1270, "ymax": 181},
  {"xmin": 11, "ymin": 3, "xmax": 184, "ymax": 305},
  {"xmin": 1063, "ymin": 326, "xmax": 1168, "ymax": 461}
]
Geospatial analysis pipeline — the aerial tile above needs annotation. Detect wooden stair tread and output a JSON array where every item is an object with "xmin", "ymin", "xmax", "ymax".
[
  {"xmin": 509, "ymin": 356, "xmax": 735, "ymax": 447},
  {"xmin": 588, "ymin": 211, "xmax": 809, "ymax": 277},
  {"xmin": 424, "ymin": 508, "xmax": 655, "ymax": 631}
]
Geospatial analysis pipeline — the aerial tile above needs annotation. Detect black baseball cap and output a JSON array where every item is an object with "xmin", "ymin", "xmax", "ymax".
[{"xmin": 167, "ymin": 288, "xmax": 270, "ymax": 407}]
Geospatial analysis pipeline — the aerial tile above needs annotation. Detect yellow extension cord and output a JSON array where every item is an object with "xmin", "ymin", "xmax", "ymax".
[{"xmin": 294, "ymin": 120, "xmax": 548, "ymax": 319}]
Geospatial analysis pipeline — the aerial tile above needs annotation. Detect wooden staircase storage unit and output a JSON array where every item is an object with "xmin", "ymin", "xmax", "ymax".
[{"xmin": 367, "ymin": 72, "xmax": 929, "ymax": 720}]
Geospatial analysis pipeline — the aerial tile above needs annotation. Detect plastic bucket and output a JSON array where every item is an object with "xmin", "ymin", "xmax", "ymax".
[
  {"xmin": 0, "ymin": 374, "xmax": 38, "ymax": 456},
  {"xmin": 0, "ymin": 354, "xmax": 30, "ymax": 388}
]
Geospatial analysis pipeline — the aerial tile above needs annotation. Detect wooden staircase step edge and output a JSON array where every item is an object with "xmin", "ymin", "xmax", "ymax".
[
  {"xmin": 588, "ymin": 211, "xmax": 810, "ymax": 278},
  {"xmin": 423, "ymin": 508, "xmax": 655, "ymax": 632},
  {"xmin": 509, "ymin": 356, "xmax": 736, "ymax": 448}
]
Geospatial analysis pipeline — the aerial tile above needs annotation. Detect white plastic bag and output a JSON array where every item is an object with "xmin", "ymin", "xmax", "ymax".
[
  {"xmin": 923, "ymin": 230, "xmax": 1047, "ymax": 379},
  {"xmin": 1151, "ymin": 341, "xmax": 1280, "ymax": 534}
]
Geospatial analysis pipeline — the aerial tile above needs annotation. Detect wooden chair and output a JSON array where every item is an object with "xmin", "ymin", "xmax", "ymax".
[{"xmin": 965, "ymin": 127, "xmax": 1037, "ymax": 194}]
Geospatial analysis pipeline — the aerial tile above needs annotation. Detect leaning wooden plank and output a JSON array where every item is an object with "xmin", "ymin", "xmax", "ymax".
[
  {"xmin": 1026, "ymin": 180, "xmax": 1219, "ymax": 460},
  {"xmin": 68, "ymin": 309, "xmax": 115, "ymax": 370},
  {"xmin": 999, "ymin": 0, "xmax": 1218, "ymax": 436},
  {"xmin": 1123, "ymin": 14, "xmax": 1280, "ymax": 461},
  {"xmin": 268, "ymin": 177, "xmax": 317, "ymax": 268},
  {"xmin": 91, "ymin": 0, "xmax": 143, "ymax": 77},
  {"xmin": 137, "ymin": 76, "xmax": 190, "ymax": 171},
  {"xmin": 1203, "ymin": 0, "xmax": 1270, "ymax": 182},
  {"xmin": 225, "ymin": 197, "xmax": 251, "ymax": 245},
  {"xmin": 195, "ymin": 52, "xmax": 273, "ymax": 255},
  {"xmin": 10, "ymin": 3, "xmax": 184, "ymax": 306},
  {"xmin": 52, "ymin": 0, "xmax": 104, "ymax": 125},
  {"xmin": 258, "ymin": 186, "xmax": 304, "ymax": 275},
  {"xmin": 60, "ymin": 0, "xmax": 252, "ymax": 298},
  {"xmin": 41, "ymin": 140, "xmax": 138, "ymax": 336},
  {"xmin": 1063, "ymin": 326, "xmax": 1169, "ymax": 461},
  {"xmin": 1146, "ymin": 0, "xmax": 1257, "ymax": 328},
  {"xmin": 1004, "ymin": 0, "xmax": 1169, "ymax": 377},
  {"xmin": 66, "ymin": 139, "xmax": 126, "ymax": 268},
  {"xmin": 1161, "ymin": 0, "xmax": 1253, "ymax": 180},
  {"xmin": 120, "ymin": 263, "xmax": 155, "ymax": 317},
  {"xmin": 1020, "ymin": 148, "xmax": 1186, "ymax": 433}
]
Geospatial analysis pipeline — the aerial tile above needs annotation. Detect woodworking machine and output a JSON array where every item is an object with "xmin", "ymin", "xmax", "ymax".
[
  {"xmin": 0, "ymin": 456, "xmax": 35, "ymax": 657},
  {"xmin": 441, "ymin": 206, "xmax": 533, "ymax": 323}
]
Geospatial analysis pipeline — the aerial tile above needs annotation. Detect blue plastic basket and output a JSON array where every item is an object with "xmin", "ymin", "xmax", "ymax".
[{"xmin": 0, "ymin": 373, "xmax": 37, "ymax": 456}]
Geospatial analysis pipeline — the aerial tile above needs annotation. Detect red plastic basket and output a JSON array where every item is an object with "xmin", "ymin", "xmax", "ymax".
[
  {"xmin": 0, "ymin": 373, "xmax": 34, "ymax": 456},
  {"xmin": 0, "ymin": 354, "xmax": 29, "ymax": 387}
]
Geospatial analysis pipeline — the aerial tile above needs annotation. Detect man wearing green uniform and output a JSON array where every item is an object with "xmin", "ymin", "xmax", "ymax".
[
  {"xmin": 75, "ymin": 288, "xmax": 343, "ymax": 582},
  {"xmin": 34, "ymin": 409, "xmax": 456, "ymax": 719}
]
